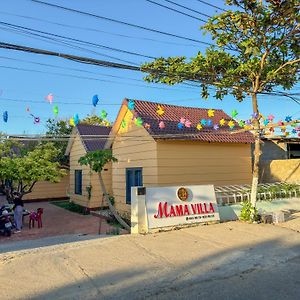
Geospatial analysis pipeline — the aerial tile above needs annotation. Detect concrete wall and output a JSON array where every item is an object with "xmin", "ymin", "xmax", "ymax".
[
  {"xmin": 157, "ymin": 141, "xmax": 253, "ymax": 186},
  {"xmin": 258, "ymin": 140, "xmax": 287, "ymax": 161},
  {"xmin": 23, "ymin": 171, "xmax": 69, "ymax": 201},
  {"xmin": 112, "ymin": 110, "xmax": 158, "ymax": 219},
  {"xmin": 69, "ymin": 134, "xmax": 112, "ymax": 209},
  {"xmin": 260, "ymin": 159, "xmax": 300, "ymax": 183}
]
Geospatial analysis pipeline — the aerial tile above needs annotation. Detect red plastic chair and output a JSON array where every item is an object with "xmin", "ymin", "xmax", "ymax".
[{"xmin": 29, "ymin": 208, "xmax": 43, "ymax": 229}]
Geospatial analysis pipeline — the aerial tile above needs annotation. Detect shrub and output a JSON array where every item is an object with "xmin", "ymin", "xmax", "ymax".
[{"xmin": 240, "ymin": 201, "xmax": 259, "ymax": 222}]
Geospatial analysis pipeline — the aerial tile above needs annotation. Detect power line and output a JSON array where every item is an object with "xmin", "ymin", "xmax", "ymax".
[
  {"xmin": 162, "ymin": 0, "xmax": 211, "ymax": 18},
  {"xmin": 0, "ymin": 21, "xmax": 157, "ymax": 60},
  {"xmin": 30, "ymin": 0, "xmax": 213, "ymax": 47},
  {"xmin": 195, "ymin": 0, "xmax": 226, "ymax": 12},
  {"xmin": 0, "ymin": 11, "xmax": 200, "ymax": 48},
  {"xmin": 145, "ymin": 0, "xmax": 207, "ymax": 22},
  {"xmin": 0, "ymin": 26, "xmax": 141, "ymax": 66}
]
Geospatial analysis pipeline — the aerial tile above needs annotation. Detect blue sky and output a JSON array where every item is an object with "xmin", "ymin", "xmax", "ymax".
[{"xmin": 0, "ymin": 0, "xmax": 299, "ymax": 134}]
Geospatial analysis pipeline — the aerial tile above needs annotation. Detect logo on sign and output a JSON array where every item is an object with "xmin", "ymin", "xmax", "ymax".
[{"xmin": 177, "ymin": 187, "xmax": 189, "ymax": 201}]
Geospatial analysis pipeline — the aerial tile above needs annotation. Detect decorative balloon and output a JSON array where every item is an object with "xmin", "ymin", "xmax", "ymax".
[
  {"xmin": 177, "ymin": 122, "xmax": 184, "ymax": 129},
  {"xmin": 74, "ymin": 114, "xmax": 80, "ymax": 125},
  {"xmin": 53, "ymin": 105, "xmax": 59, "ymax": 117},
  {"xmin": 231, "ymin": 109, "xmax": 238, "ymax": 118},
  {"xmin": 121, "ymin": 120, "xmax": 127, "ymax": 128},
  {"xmin": 69, "ymin": 118, "xmax": 75, "ymax": 127},
  {"xmin": 219, "ymin": 118, "xmax": 226, "ymax": 126},
  {"xmin": 30, "ymin": 114, "xmax": 40, "ymax": 124},
  {"xmin": 196, "ymin": 123, "xmax": 202, "ymax": 130},
  {"xmin": 180, "ymin": 117, "xmax": 185, "ymax": 124},
  {"xmin": 92, "ymin": 95, "xmax": 99, "ymax": 107},
  {"xmin": 134, "ymin": 117, "xmax": 143, "ymax": 127},
  {"xmin": 3, "ymin": 111, "xmax": 8, "ymax": 123},
  {"xmin": 45, "ymin": 93, "xmax": 53, "ymax": 104},
  {"xmin": 206, "ymin": 119, "xmax": 212, "ymax": 126},
  {"xmin": 100, "ymin": 110, "xmax": 108, "ymax": 119},
  {"xmin": 185, "ymin": 120, "xmax": 191, "ymax": 128}
]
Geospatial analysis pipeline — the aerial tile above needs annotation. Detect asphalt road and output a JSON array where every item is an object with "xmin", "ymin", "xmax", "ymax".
[{"xmin": 0, "ymin": 222, "xmax": 299, "ymax": 300}]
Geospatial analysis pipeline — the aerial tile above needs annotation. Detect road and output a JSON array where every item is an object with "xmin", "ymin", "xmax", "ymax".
[{"xmin": 0, "ymin": 222, "xmax": 299, "ymax": 300}]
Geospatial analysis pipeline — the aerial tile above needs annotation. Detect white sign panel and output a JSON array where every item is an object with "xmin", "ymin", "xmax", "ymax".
[{"xmin": 145, "ymin": 185, "xmax": 219, "ymax": 229}]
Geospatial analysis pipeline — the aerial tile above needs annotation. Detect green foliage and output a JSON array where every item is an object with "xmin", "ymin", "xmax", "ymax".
[
  {"xmin": 254, "ymin": 183, "xmax": 300, "ymax": 200},
  {"xmin": 81, "ymin": 115, "xmax": 111, "ymax": 126},
  {"xmin": 0, "ymin": 141, "xmax": 66, "ymax": 198},
  {"xmin": 142, "ymin": 0, "xmax": 299, "ymax": 101},
  {"xmin": 78, "ymin": 150, "xmax": 118, "ymax": 173},
  {"xmin": 52, "ymin": 200, "xmax": 90, "ymax": 215},
  {"xmin": 45, "ymin": 118, "xmax": 73, "ymax": 165},
  {"xmin": 240, "ymin": 201, "xmax": 259, "ymax": 222}
]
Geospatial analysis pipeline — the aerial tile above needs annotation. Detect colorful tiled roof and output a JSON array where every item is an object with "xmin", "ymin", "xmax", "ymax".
[
  {"xmin": 125, "ymin": 99, "xmax": 255, "ymax": 144},
  {"xmin": 76, "ymin": 124, "xmax": 111, "ymax": 152}
]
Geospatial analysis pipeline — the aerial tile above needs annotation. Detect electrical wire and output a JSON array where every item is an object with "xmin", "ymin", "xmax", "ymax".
[
  {"xmin": 195, "ymin": 0, "xmax": 226, "ymax": 12},
  {"xmin": 0, "ymin": 11, "xmax": 200, "ymax": 48},
  {"xmin": 29, "ymin": 0, "xmax": 214, "ymax": 47},
  {"xmin": 145, "ymin": 0, "xmax": 207, "ymax": 22},
  {"xmin": 0, "ymin": 21, "xmax": 157, "ymax": 60},
  {"xmin": 162, "ymin": 0, "xmax": 211, "ymax": 18}
]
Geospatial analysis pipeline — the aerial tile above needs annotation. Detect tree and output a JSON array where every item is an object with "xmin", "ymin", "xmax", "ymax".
[
  {"xmin": 141, "ymin": 0, "xmax": 299, "ymax": 207},
  {"xmin": 78, "ymin": 150, "xmax": 130, "ymax": 231},
  {"xmin": 81, "ymin": 115, "xmax": 111, "ymax": 126},
  {"xmin": 45, "ymin": 118, "xmax": 73, "ymax": 166},
  {"xmin": 0, "ymin": 142, "xmax": 66, "ymax": 201}
]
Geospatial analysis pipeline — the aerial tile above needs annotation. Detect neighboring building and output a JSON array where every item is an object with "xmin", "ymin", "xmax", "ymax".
[
  {"xmin": 65, "ymin": 124, "xmax": 112, "ymax": 209},
  {"xmin": 259, "ymin": 137, "xmax": 300, "ymax": 183},
  {"xmin": 259, "ymin": 137, "xmax": 300, "ymax": 160},
  {"xmin": 106, "ymin": 99, "xmax": 255, "ymax": 219}
]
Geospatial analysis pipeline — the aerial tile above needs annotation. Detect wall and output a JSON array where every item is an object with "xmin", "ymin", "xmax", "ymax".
[
  {"xmin": 112, "ymin": 110, "xmax": 158, "ymax": 218},
  {"xmin": 156, "ymin": 141, "xmax": 253, "ymax": 186},
  {"xmin": 260, "ymin": 159, "xmax": 300, "ymax": 183},
  {"xmin": 69, "ymin": 134, "xmax": 112, "ymax": 209},
  {"xmin": 23, "ymin": 171, "xmax": 69, "ymax": 201},
  {"xmin": 258, "ymin": 140, "xmax": 287, "ymax": 161}
]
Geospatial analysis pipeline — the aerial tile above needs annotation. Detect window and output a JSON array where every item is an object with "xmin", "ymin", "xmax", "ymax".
[
  {"xmin": 75, "ymin": 170, "xmax": 82, "ymax": 195},
  {"xmin": 126, "ymin": 168, "xmax": 143, "ymax": 204}
]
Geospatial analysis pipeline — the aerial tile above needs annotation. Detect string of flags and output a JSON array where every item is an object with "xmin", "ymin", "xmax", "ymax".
[{"xmin": 124, "ymin": 102, "xmax": 300, "ymax": 137}]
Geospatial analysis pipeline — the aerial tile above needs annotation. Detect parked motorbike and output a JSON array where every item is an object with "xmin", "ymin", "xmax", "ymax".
[{"xmin": 0, "ymin": 206, "xmax": 13, "ymax": 237}]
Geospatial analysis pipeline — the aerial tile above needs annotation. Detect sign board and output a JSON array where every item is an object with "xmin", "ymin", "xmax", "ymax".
[{"xmin": 145, "ymin": 185, "xmax": 219, "ymax": 229}]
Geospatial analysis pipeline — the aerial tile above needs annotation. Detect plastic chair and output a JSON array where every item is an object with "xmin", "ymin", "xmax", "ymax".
[{"xmin": 29, "ymin": 208, "xmax": 44, "ymax": 229}]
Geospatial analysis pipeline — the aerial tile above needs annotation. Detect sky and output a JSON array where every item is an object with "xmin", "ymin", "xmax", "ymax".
[{"xmin": 0, "ymin": 0, "xmax": 299, "ymax": 135}]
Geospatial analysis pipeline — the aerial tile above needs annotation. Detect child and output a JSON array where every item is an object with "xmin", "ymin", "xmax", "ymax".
[{"xmin": 13, "ymin": 195, "xmax": 24, "ymax": 233}]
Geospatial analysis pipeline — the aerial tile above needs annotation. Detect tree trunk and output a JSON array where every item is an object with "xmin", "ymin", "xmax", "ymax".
[
  {"xmin": 250, "ymin": 93, "xmax": 262, "ymax": 207},
  {"xmin": 98, "ymin": 174, "xmax": 131, "ymax": 231}
]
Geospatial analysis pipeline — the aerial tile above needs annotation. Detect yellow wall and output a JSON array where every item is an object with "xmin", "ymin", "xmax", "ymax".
[
  {"xmin": 156, "ymin": 141, "xmax": 253, "ymax": 186},
  {"xmin": 23, "ymin": 172, "xmax": 69, "ymax": 201},
  {"xmin": 69, "ymin": 134, "xmax": 112, "ymax": 209},
  {"xmin": 112, "ymin": 110, "xmax": 158, "ymax": 218},
  {"xmin": 260, "ymin": 159, "xmax": 300, "ymax": 183}
]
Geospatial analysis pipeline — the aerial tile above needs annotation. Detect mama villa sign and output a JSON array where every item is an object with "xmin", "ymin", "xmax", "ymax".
[{"xmin": 131, "ymin": 185, "xmax": 220, "ymax": 233}]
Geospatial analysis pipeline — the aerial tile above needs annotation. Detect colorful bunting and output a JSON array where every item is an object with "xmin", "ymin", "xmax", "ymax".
[
  {"xmin": 128, "ymin": 100, "xmax": 135, "ymax": 110},
  {"xmin": 157, "ymin": 105, "xmax": 164, "ymax": 116},
  {"xmin": 231, "ymin": 109, "xmax": 238, "ymax": 118},
  {"xmin": 159, "ymin": 121, "xmax": 165, "ymax": 129},
  {"xmin": 207, "ymin": 109, "xmax": 215, "ymax": 117}
]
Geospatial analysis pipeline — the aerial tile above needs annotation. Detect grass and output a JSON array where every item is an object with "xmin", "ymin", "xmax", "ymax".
[{"xmin": 51, "ymin": 201, "xmax": 90, "ymax": 215}]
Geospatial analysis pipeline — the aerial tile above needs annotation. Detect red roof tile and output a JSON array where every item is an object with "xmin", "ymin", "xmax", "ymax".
[
  {"xmin": 124, "ymin": 99, "xmax": 254, "ymax": 144},
  {"xmin": 76, "ymin": 124, "xmax": 111, "ymax": 152}
]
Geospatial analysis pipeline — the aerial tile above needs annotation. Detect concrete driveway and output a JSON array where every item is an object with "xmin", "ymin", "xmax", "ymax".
[
  {"xmin": 0, "ymin": 201, "xmax": 127, "ymax": 245},
  {"xmin": 0, "ymin": 221, "xmax": 299, "ymax": 300}
]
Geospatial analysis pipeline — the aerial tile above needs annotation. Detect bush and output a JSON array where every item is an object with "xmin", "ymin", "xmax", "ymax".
[
  {"xmin": 52, "ymin": 201, "xmax": 90, "ymax": 215},
  {"xmin": 240, "ymin": 201, "xmax": 259, "ymax": 222}
]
